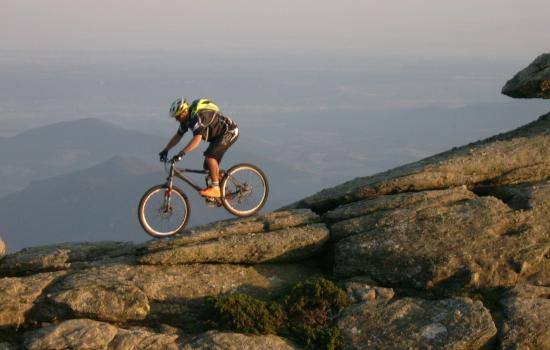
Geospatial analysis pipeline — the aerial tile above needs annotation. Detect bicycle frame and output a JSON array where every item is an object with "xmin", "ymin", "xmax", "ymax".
[{"xmin": 164, "ymin": 161, "xmax": 225, "ymax": 199}]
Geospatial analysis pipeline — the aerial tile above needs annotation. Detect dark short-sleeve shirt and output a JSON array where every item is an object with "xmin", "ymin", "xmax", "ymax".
[
  {"xmin": 176, "ymin": 109, "xmax": 215, "ymax": 137},
  {"xmin": 177, "ymin": 109, "xmax": 236, "ymax": 142}
]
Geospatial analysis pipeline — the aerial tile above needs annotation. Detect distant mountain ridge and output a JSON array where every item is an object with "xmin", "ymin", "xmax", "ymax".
[{"xmin": 0, "ymin": 118, "xmax": 163, "ymax": 197}]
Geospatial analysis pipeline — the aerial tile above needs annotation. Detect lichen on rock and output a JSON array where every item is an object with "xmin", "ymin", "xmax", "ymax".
[
  {"xmin": 337, "ymin": 297, "xmax": 497, "ymax": 349},
  {"xmin": 0, "ymin": 271, "xmax": 65, "ymax": 327},
  {"xmin": 499, "ymin": 284, "xmax": 550, "ymax": 350}
]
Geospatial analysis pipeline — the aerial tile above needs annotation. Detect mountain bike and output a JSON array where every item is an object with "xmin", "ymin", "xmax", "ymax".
[{"xmin": 138, "ymin": 159, "xmax": 269, "ymax": 238}]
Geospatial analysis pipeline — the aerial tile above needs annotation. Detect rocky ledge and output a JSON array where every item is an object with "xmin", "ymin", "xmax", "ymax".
[
  {"xmin": 502, "ymin": 53, "xmax": 550, "ymax": 99},
  {"xmin": 0, "ymin": 210, "xmax": 324, "ymax": 333},
  {"xmin": 0, "ymin": 54, "xmax": 549, "ymax": 349}
]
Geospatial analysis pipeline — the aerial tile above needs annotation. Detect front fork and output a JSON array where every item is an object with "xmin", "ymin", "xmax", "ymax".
[{"xmin": 163, "ymin": 168, "xmax": 174, "ymax": 213}]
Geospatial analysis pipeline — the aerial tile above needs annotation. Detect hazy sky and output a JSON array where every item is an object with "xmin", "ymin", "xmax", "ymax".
[{"xmin": 1, "ymin": 0, "xmax": 549, "ymax": 58}]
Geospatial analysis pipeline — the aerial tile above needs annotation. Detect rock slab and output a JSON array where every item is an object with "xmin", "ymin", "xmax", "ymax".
[
  {"xmin": 0, "ymin": 271, "xmax": 65, "ymax": 327},
  {"xmin": 23, "ymin": 319, "xmax": 299, "ymax": 350},
  {"xmin": 140, "ymin": 223, "xmax": 329, "ymax": 265},
  {"xmin": 337, "ymin": 297, "xmax": 496, "ymax": 350},
  {"xmin": 332, "ymin": 182, "xmax": 550, "ymax": 291},
  {"xmin": 499, "ymin": 284, "xmax": 550, "ymax": 350},
  {"xmin": 184, "ymin": 330, "xmax": 299, "ymax": 350},
  {"xmin": 0, "ymin": 241, "xmax": 137, "ymax": 276}
]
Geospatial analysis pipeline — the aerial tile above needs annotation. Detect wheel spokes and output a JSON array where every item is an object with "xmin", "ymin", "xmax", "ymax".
[
  {"xmin": 142, "ymin": 188, "xmax": 188, "ymax": 236},
  {"xmin": 223, "ymin": 166, "xmax": 267, "ymax": 215}
]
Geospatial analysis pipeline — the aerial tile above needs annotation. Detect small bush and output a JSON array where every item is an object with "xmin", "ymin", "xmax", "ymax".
[
  {"xmin": 282, "ymin": 277, "xmax": 351, "ymax": 350},
  {"xmin": 283, "ymin": 277, "xmax": 351, "ymax": 327},
  {"xmin": 300, "ymin": 326, "xmax": 344, "ymax": 350},
  {"xmin": 206, "ymin": 293, "xmax": 286, "ymax": 335},
  {"xmin": 204, "ymin": 278, "xmax": 350, "ymax": 350}
]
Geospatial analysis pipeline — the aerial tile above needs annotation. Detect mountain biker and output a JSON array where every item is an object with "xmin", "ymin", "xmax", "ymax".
[{"xmin": 159, "ymin": 98, "xmax": 239, "ymax": 198}]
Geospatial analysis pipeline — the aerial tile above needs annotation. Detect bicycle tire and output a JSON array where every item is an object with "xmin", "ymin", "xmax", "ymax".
[
  {"xmin": 221, "ymin": 163, "xmax": 269, "ymax": 217},
  {"xmin": 138, "ymin": 184, "xmax": 190, "ymax": 238}
]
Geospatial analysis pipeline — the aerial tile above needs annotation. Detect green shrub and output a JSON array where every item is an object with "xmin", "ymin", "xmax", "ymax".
[
  {"xmin": 282, "ymin": 277, "xmax": 351, "ymax": 350},
  {"xmin": 300, "ymin": 326, "xmax": 344, "ymax": 350},
  {"xmin": 206, "ymin": 293, "xmax": 286, "ymax": 335},
  {"xmin": 283, "ymin": 277, "xmax": 351, "ymax": 327},
  {"xmin": 204, "ymin": 278, "xmax": 350, "ymax": 350}
]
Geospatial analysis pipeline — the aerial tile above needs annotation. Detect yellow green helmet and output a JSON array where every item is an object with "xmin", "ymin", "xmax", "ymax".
[{"xmin": 169, "ymin": 98, "xmax": 189, "ymax": 118}]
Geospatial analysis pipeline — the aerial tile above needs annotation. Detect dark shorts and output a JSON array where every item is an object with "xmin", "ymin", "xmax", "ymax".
[{"xmin": 203, "ymin": 128, "xmax": 239, "ymax": 166}]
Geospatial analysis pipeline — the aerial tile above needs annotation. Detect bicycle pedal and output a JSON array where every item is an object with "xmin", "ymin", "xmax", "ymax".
[{"xmin": 205, "ymin": 198, "xmax": 217, "ymax": 208}]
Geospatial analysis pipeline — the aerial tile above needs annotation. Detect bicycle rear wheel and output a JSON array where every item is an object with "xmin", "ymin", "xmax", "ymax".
[
  {"xmin": 138, "ymin": 184, "xmax": 190, "ymax": 238},
  {"xmin": 221, "ymin": 163, "xmax": 268, "ymax": 217}
]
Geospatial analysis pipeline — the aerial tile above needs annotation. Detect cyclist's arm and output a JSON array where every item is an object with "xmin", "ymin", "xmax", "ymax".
[
  {"xmin": 180, "ymin": 134, "xmax": 202, "ymax": 154},
  {"xmin": 163, "ymin": 132, "xmax": 183, "ymax": 151}
]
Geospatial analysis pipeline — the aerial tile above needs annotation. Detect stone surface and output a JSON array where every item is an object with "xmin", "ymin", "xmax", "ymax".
[
  {"xmin": 24, "ymin": 319, "xmax": 119, "ymax": 350},
  {"xmin": 499, "ymin": 284, "xmax": 550, "ymax": 350},
  {"xmin": 141, "ymin": 209, "xmax": 320, "ymax": 253},
  {"xmin": 183, "ymin": 330, "xmax": 299, "ymax": 350},
  {"xmin": 502, "ymin": 53, "xmax": 550, "ymax": 99},
  {"xmin": 337, "ymin": 297, "xmax": 496, "ymax": 350},
  {"xmin": 333, "ymin": 187, "xmax": 550, "ymax": 290},
  {"xmin": 286, "ymin": 112, "xmax": 550, "ymax": 213},
  {"xmin": 341, "ymin": 277, "xmax": 395, "ymax": 304},
  {"xmin": 0, "ymin": 271, "xmax": 65, "ymax": 327},
  {"xmin": 140, "ymin": 223, "xmax": 329, "ymax": 265},
  {"xmin": 23, "ymin": 319, "xmax": 181, "ymax": 350},
  {"xmin": 109, "ymin": 328, "xmax": 180, "ymax": 350},
  {"xmin": 23, "ymin": 319, "xmax": 299, "ymax": 350},
  {"xmin": 0, "ymin": 241, "xmax": 137, "ymax": 276},
  {"xmin": 324, "ymin": 186, "xmax": 475, "ymax": 223},
  {"xmin": 32, "ymin": 262, "xmax": 320, "ymax": 325},
  {"xmin": 327, "ymin": 186, "xmax": 475, "ymax": 241}
]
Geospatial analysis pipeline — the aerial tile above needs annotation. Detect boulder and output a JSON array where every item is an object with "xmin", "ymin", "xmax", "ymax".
[
  {"xmin": 333, "ymin": 184, "xmax": 550, "ymax": 290},
  {"xmin": 286, "ymin": 112, "xmax": 550, "ymax": 213},
  {"xmin": 183, "ymin": 330, "xmax": 299, "ymax": 350},
  {"xmin": 139, "ymin": 223, "xmax": 329, "ymax": 265},
  {"xmin": 337, "ymin": 297, "xmax": 496, "ymax": 349},
  {"xmin": 502, "ymin": 53, "xmax": 550, "ymax": 99},
  {"xmin": 0, "ymin": 241, "xmax": 137, "ymax": 276},
  {"xmin": 31, "ymin": 262, "xmax": 320, "ymax": 326},
  {"xmin": 23, "ymin": 319, "xmax": 180, "ymax": 350},
  {"xmin": 0, "ymin": 272, "xmax": 65, "ymax": 327},
  {"xmin": 499, "ymin": 284, "xmax": 550, "ymax": 350}
]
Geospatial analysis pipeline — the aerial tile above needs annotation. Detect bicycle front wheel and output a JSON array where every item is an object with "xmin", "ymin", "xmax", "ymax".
[
  {"xmin": 221, "ymin": 163, "xmax": 269, "ymax": 217},
  {"xmin": 138, "ymin": 184, "xmax": 190, "ymax": 238}
]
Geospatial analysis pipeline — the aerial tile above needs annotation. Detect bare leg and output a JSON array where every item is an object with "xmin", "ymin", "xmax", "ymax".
[{"xmin": 205, "ymin": 157, "xmax": 220, "ymax": 185}]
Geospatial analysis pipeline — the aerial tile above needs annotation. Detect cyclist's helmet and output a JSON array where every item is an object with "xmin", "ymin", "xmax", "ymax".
[{"xmin": 169, "ymin": 98, "xmax": 189, "ymax": 118}]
